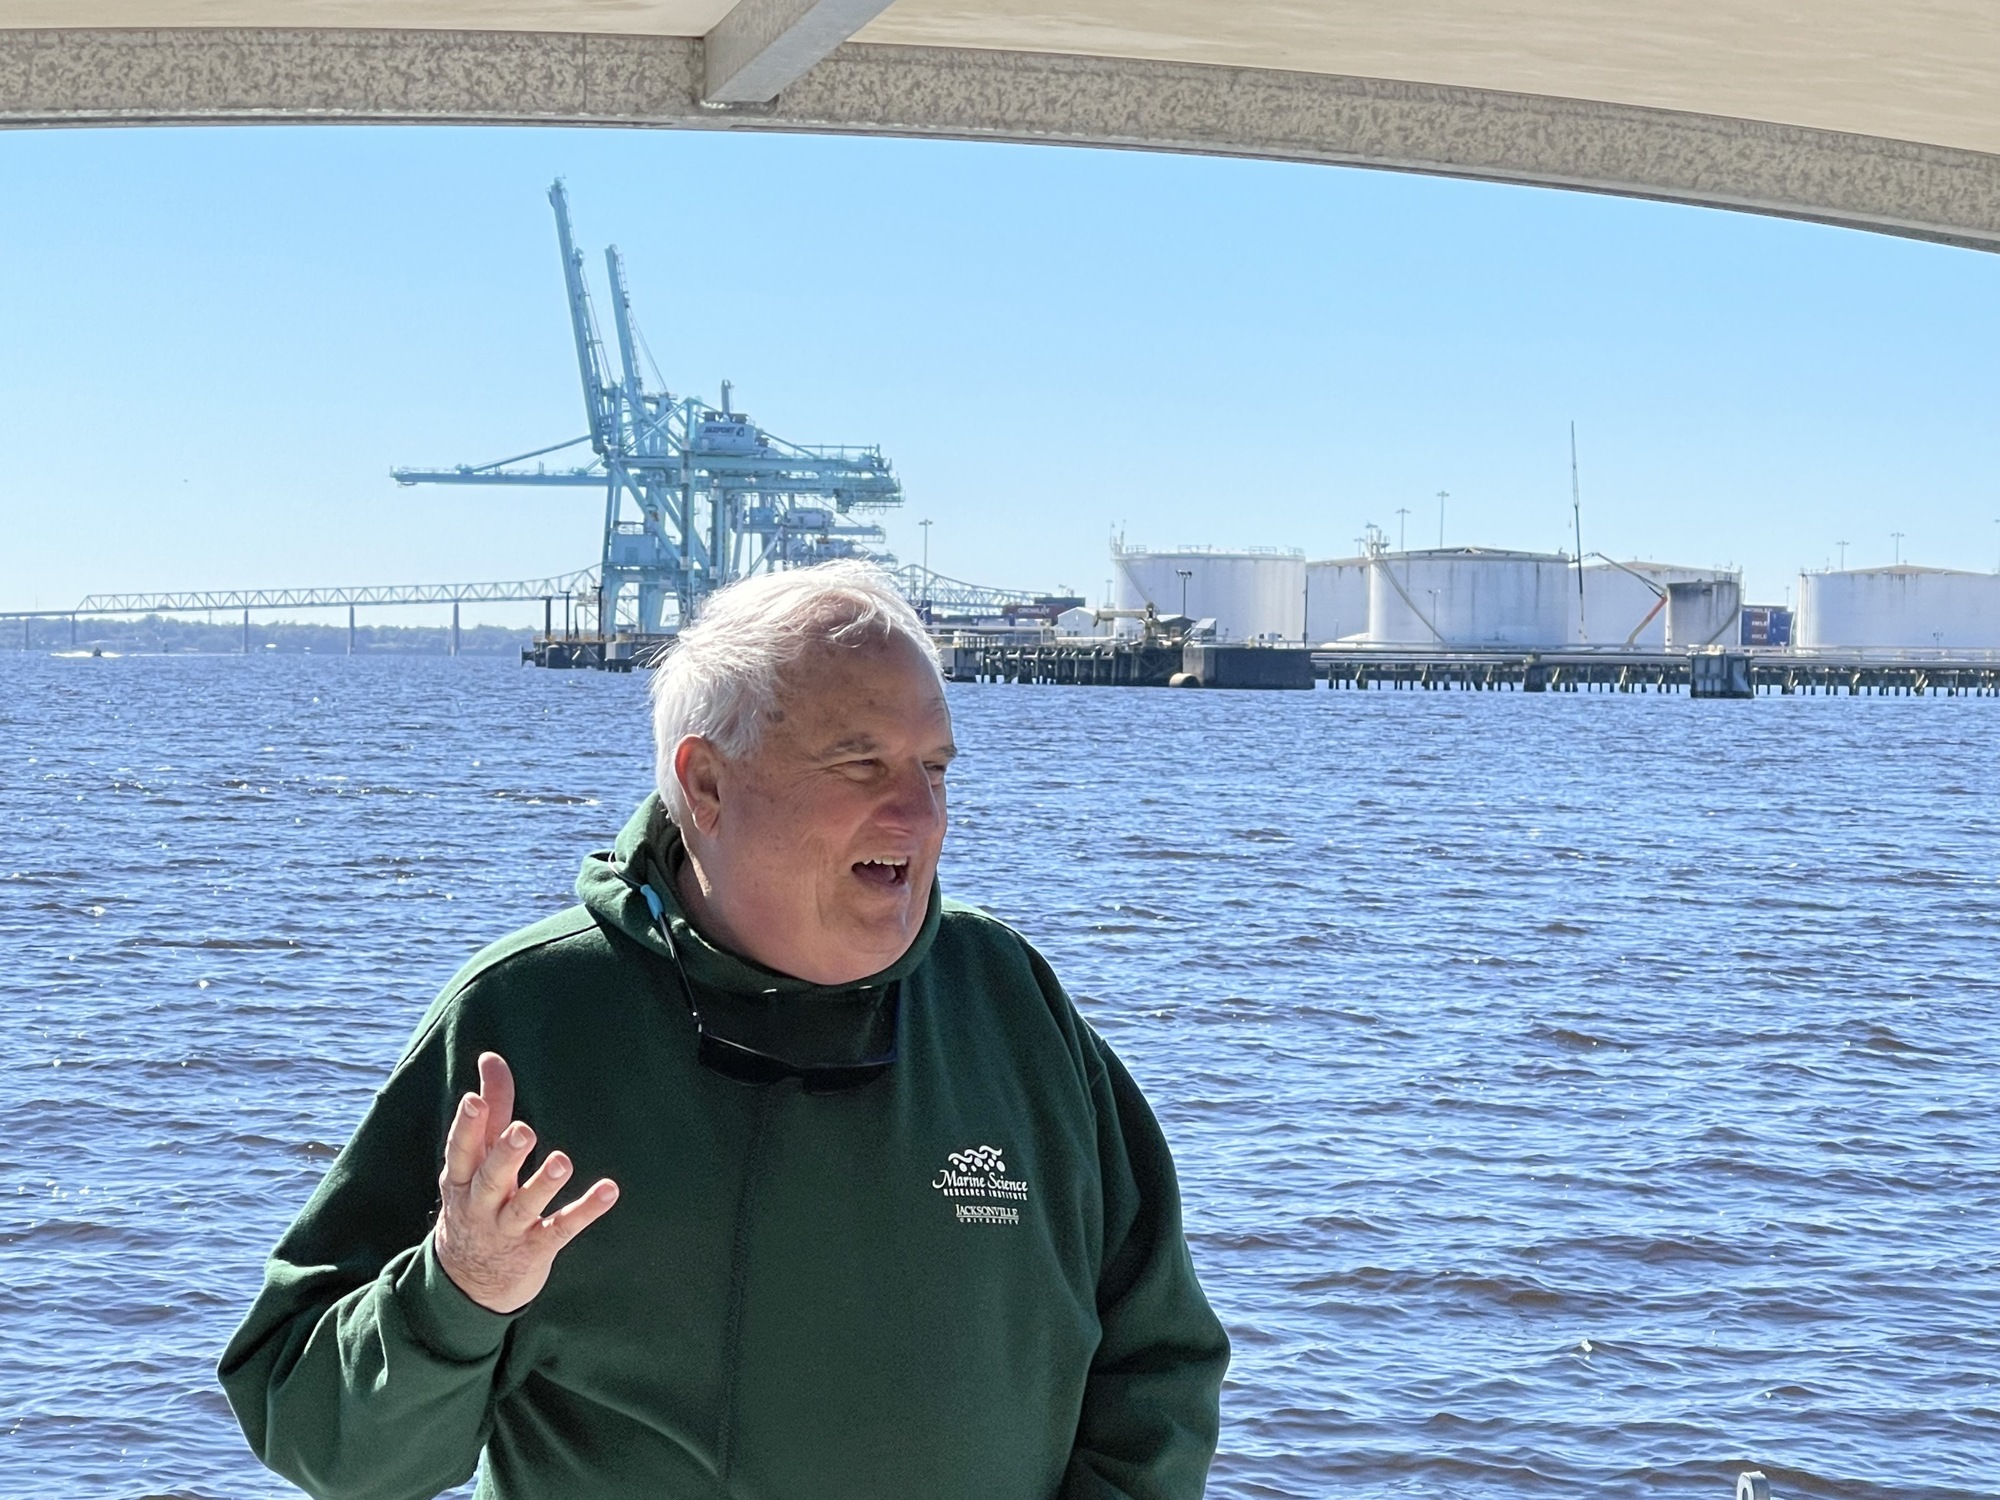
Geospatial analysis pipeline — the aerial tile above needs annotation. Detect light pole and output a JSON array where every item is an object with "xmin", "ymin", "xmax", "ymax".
[
  {"xmin": 1436, "ymin": 491, "xmax": 1449, "ymax": 549},
  {"xmin": 1176, "ymin": 568, "xmax": 1193, "ymax": 619},
  {"xmin": 1891, "ymin": 530, "xmax": 1905, "ymax": 565},
  {"xmin": 918, "ymin": 518, "xmax": 933, "ymax": 620},
  {"xmin": 1395, "ymin": 506, "xmax": 1410, "ymax": 552},
  {"xmin": 1836, "ymin": 539, "xmax": 1849, "ymax": 571}
]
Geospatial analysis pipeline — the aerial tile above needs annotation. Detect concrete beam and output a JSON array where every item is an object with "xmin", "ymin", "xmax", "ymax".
[
  {"xmin": 1, "ymin": 29, "xmax": 1996, "ymax": 253},
  {"xmin": 703, "ymin": 0, "xmax": 897, "ymax": 103}
]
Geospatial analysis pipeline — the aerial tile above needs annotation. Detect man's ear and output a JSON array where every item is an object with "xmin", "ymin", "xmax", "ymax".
[{"xmin": 673, "ymin": 736, "xmax": 726, "ymax": 836}]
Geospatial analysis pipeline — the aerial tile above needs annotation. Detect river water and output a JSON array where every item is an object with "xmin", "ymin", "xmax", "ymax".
[{"xmin": 4, "ymin": 653, "xmax": 1996, "ymax": 1499}]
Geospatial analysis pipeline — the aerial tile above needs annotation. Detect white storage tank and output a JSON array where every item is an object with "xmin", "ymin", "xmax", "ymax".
[
  {"xmin": 1796, "ymin": 566, "xmax": 2000, "ymax": 650},
  {"xmin": 1366, "ymin": 547, "xmax": 1572, "ymax": 647},
  {"xmin": 1664, "ymin": 577, "xmax": 1743, "ymax": 648},
  {"xmin": 1574, "ymin": 561, "xmax": 1725, "ymax": 647},
  {"xmin": 1305, "ymin": 557, "xmax": 1371, "ymax": 644},
  {"xmin": 1112, "ymin": 545, "xmax": 1305, "ymax": 641}
]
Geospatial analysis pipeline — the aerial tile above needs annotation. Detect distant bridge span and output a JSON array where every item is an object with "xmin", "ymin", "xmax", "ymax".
[
  {"xmin": 0, "ymin": 569, "xmax": 601, "ymax": 621},
  {"xmin": 0, "ymin": 569, "xmax": 607, "ymax": 654},
  {"xmin": 2, "ymin": 564, "xmax": 1056, "ymax": 641}
]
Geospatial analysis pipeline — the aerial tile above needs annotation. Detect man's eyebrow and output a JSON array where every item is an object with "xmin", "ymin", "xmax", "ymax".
[
  {"xmin": 816, "ymin": 735, "xmax": 958, "ymax": 760},
  {"xmin": 818, "ymin": 735, "xmax": 882, "ymax": 758}
]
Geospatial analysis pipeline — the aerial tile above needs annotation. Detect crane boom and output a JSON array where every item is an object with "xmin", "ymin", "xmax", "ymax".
[
  {"xmin": 605, "ymin": 246, "xmax": 649, "ymax": 410},
  {"xmin": 549, "ymin": 179, "xmax": 620, "ymax": 453}
]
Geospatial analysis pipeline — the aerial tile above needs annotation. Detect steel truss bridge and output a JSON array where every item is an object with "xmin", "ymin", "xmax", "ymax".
[
  {"xmin": 3, "ymin": 564, "xmax": 1058, "ymax": 648},
  {"xmin": 41, "ymin": 569, "xmax": 602, "ymax": 618},
  {"xmin": 0, "ymin": 569, "xmax": 603, "ymax": 653}
]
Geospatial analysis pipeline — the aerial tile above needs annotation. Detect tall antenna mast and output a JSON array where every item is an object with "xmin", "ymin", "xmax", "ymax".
[{"xmin": 1570, "ymin": 422, "xmax": 1587, "ymax": 642}]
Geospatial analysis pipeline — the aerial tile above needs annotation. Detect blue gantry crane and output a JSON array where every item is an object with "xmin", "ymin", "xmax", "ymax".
[{"xmin": 393, "ymin": 181, "xmax": 904, "ymax": 636}]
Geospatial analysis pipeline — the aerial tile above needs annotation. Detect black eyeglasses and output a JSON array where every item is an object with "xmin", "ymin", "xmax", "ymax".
[
  {"xmin": 629, "ymin": 873, "xmax": 897, "ymax": 1094},
  {"xmin": 691, "ymin": 1025, "xmax": 897, "ymax": 1093}
]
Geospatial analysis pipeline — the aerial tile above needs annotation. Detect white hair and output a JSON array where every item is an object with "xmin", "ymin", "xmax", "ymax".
[{"xmin": 649, "ymin": 560, "xmax": 942, "ymax": 822}]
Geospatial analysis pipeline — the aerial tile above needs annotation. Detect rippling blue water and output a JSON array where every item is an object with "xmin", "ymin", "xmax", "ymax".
[{"xmin": 4, "ymin": 653, "xmax": 1998, "ymax": 1499}]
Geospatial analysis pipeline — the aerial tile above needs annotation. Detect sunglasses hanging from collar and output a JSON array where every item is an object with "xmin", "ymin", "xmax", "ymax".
[{"xmin": 619, "ymin": 862, "xmax": 899, "ymax": 1094}]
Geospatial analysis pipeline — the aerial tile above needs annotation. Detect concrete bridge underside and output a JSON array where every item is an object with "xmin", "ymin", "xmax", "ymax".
[{"xmin": 2, "ymin": 5, "xmax": 1997, "ymax": 252}]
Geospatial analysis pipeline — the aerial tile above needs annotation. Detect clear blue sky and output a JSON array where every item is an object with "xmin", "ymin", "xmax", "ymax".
[{"xmin": 2, "ymin": 124, "xmax": 1996, "ymax": 622}]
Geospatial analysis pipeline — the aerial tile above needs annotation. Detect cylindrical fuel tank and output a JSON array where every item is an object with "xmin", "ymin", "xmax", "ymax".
[
  {"xmin": 1665, "ymin": 577, "xmax": 1743, "ymax": 649},
  {"xmin": 1112, "ymin": 546, "xmax": 1305, "ymax": 641},
  {"xmin": 1305, "ymin": 557, "xmax": 1371, "ymax": 644},
  {"xmin": 1796, "ymin": 567, "xmax": 2000, "ymax": 650},
  {"xmin": 1366, "ymin": 548, "xmax": 1572, "ymax": 647}
]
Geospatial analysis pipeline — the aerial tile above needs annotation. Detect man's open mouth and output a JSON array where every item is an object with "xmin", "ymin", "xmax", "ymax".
[{"xmin": 852, "ymin": 858, "xmax": 911, "ymax": 889}]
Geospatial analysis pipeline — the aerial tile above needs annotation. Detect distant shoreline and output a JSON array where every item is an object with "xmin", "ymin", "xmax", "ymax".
[{"xmin": 7, "ymin": 615, "xmax": 533, "ymax": 656}]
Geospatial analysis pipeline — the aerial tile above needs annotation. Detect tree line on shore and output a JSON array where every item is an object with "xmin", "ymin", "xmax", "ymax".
[{"xmin": 8, "ymin": 614, "xmax": 534, "ymax": 655}]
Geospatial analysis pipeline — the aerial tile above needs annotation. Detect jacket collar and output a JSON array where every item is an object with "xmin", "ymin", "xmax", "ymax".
[{"xmin": 578, "ymin": 792, "xmax": 941, "ymax": 1001}]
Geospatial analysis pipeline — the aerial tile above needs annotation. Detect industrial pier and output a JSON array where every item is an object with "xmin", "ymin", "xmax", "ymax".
[
  {"xmin": 949, "ymin": 640, "xmax": 2000, "ymax": 697},
  {"xmin": 1311, "ymin": 650, "xmax": 2000, "ymax": 696}
]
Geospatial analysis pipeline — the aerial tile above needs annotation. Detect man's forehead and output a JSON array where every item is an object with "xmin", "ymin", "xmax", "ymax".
[
  {"xmin": 764, "ymin": 642, "xmax": 952, "ymax": 747},
  {"xmin": 774, "ymin": 634, "xmax": 937, "ymax": 694},
  {"xmin": 798, "ymin": 679, "xmax": 955, "ymax": 752}
]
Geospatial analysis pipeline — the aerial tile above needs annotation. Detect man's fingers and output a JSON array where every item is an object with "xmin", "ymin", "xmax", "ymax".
[
  {"xmin": 470, "ymin": 1119, "xmax": 536, "ymax": 1208},
  {"xmin": 441, "ymin": 1092, "xmax": 486, "ymax": 1189},
  {"xmin": 501, "ymin": 1150, "xmax": 576, "ymax": 1229},
  {"xmin": 532, "ymin": 1179, "xmax": 620, "ymax": 1248},
  {"xmin": 478, "ymin": 1052, "xmax": 516, "ymax": 1153}
]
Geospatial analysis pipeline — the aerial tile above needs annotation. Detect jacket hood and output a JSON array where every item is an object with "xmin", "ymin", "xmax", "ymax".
[{"xmin": 576, "ymin": 793, "xmax": 942, "ymax": 1002}]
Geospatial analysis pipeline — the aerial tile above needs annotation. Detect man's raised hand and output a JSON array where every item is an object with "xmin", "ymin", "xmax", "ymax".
[{"xmin": 434, "ymin": 1051, "xmax": 619, "ymax": 1314}]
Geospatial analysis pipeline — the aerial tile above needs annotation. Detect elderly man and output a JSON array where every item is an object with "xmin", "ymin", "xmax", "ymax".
[{"xmin": 221, "ymin": 561, "xmax": 1228, "ymax": 1500}]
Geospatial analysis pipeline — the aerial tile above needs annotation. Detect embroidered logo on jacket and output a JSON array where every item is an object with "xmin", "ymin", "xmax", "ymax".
[{"xmin": 931, "ymin": 1144, "xmax": 1030, "ymax": 1226}]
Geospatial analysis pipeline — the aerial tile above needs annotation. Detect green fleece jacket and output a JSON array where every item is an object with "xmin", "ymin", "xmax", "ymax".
[{"xmin": 219, "ymin": 797, "xmax": 1228, "ymax": 1500}]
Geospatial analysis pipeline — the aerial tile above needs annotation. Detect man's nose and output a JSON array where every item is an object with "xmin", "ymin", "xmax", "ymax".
[{"xmin": 881, "ymin": 759, "xmax": 945, "ymax": 827}]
